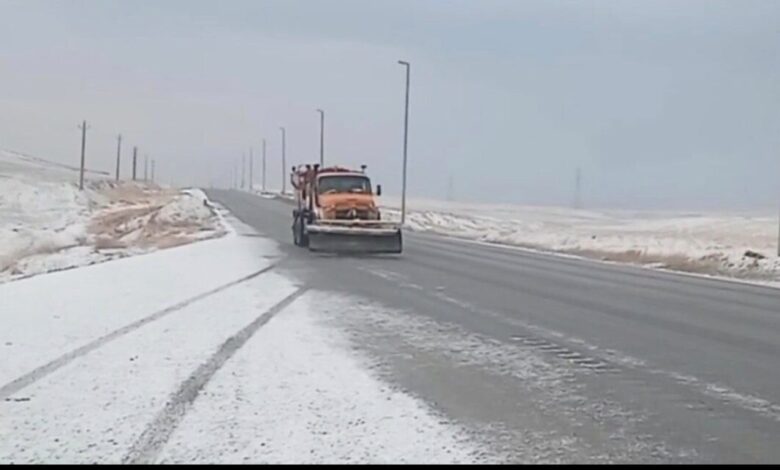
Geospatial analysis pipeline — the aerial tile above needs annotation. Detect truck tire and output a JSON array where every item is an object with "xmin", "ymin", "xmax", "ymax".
[
  {"xmin": 292, "ymin": 213, "xmax": 302, "ymax": 247},
  {"xmin": 292, "ymin": 212, "xmax": 310, "ymax": 248},
  {"xmin": 299, "ymin": 219, "xmax": 309, "ymax": 247}
]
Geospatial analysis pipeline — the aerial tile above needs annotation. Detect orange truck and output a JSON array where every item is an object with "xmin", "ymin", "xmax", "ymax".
[{"xmin": 290, "ymin": 164, "xmax": 402, "ymax": 253}]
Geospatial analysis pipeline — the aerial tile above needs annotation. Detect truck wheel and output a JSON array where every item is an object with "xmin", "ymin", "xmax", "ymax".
[
  {"xmin": 299, "ymin": 220, "xmax": 309, "ymax": 247},
  {"xmin": 292, "ymin": 217, "xmax": 302, "ymax": 246}
]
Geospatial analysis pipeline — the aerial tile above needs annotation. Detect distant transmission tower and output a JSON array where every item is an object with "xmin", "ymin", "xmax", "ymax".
[
  {"xmin": 241, "ymin": 153, "xmax": 246, "ymax": 190},
  {"xmin": 574, "ymin": 167, "xmax": 583, "ymax": 209}
]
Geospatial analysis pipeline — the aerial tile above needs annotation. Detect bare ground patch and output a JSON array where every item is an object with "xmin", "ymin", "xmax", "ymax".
[
  {"xmin": 567, "ymin": 248, "xmax": 778, "ymax": 281},
  {"xmin": 90, "ymin": 181, "xmax": 179, "ymax": 206},
  {"xmin": 88, "ymin": 187, "xmax": 224, "ymax": 253}
]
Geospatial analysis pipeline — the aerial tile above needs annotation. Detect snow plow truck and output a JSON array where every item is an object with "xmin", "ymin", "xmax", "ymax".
[{"xmin": 290, "ymin": 164, "xmax": 402, "ymax": 254}]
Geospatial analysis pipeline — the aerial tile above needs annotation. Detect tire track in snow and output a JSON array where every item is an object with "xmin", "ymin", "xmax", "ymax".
[
  {"xmin": 122, "ymin": 287, "xmax": 308, "ymax": 464},
  {"xmin": 0, "ymin": 264, "xmax": 278, "ymax": 400}
]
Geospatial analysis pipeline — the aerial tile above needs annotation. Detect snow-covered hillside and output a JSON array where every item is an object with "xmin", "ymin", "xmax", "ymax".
[{"xmin": 1, "ymin": 149, "xmax": 224, "ymax": 283}]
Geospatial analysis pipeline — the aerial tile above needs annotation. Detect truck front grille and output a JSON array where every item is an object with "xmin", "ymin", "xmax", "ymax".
[{"xmin": 334, "ymin": 209, "xmax": 372, "ymax": 220}]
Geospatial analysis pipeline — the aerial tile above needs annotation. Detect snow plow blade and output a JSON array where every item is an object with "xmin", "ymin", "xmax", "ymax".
[{"xmin": 307, "ymin": 225, "xmax": 402, "ymax": 254}]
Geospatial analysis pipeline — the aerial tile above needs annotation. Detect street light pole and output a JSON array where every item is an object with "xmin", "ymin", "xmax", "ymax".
[
  {"xmin": 280, "ymin": 127, "xmax": 287, "ymax": 195},
  {"xmin": 241, "ymin": 153, "xmax": 246, "ymax": 190},
  {"xmin": 249, "ymin": 147, "xmax": 254, "ymax": 191},
  {"xmin": 398, "ymin": 60, "xmax": 411, "ymax": 225},
  {"xmin": 317, "ymin": 109, "xmax": 325, "ymax": 166}
]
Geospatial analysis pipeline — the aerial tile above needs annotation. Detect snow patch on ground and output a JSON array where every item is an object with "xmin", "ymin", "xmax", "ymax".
[
  {"xmin": 0, "ymin": 271, "xmax": 298, "ymax": 464},
  {"xmin": 0, "ymin": 230, "xmax": 278, "ymax": 386},
  {"xmin": 250, "ymin": 189, "xmax": 294, "ymax": 201},
  {"xmin": 158, "ymin": 291, "xmax": 486, "ymax": 464}
]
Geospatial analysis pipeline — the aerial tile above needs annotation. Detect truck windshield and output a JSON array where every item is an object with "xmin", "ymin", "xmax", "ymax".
[{"xmin": 318, "ymin": 175, "xmax": 372, "ymax": 194}]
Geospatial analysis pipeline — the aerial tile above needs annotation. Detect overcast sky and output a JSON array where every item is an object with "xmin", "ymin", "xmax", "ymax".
[{"xmin": 1, "ymin": 0, "xmax": 779, "ymax": 210}]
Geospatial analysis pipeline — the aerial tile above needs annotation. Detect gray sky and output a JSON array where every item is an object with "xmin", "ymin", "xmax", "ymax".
[{"xmin": 1, "ymin": 0, "xmax": 779, "ymax": 210}]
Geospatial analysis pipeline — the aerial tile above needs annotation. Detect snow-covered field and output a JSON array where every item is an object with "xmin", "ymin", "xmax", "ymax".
[
  {"xmin": 378, "ymin": 197, "xmax": 780, "ymax": 284},
  {"xmin": 1, "ymin": 149, "xmax": 223, "ymax": 283}
]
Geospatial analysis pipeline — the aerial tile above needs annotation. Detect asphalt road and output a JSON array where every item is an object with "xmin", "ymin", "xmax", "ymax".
[{"xmin": 209, "ymin": 189, "xmax": 780, "ymax": 464}]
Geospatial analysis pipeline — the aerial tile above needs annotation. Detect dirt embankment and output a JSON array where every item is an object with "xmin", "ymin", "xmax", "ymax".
[{"xmin": 88, "ymin": 184, "xmax": 224, "ymax": 251}]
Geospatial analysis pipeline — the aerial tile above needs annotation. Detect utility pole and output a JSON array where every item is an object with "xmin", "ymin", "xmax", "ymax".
[
  {"xmin": 132, "ymin": 146, "xmax": 138, "ymax": 181},
  {"xmin": 317, "ymin": 109, "xmax": 325, "ymax": 166},
  {"xmin": 398, "ymin": 60, "xmax": 411, "ymax": 225},
  {"xmin": 78, "ymin": 120, "xmax": 88, "ymax": 190},
  {"xmin": 262, "ymin": 138, "xmax": 267, "ymax": 192},
  {"xmin": 115, "ymin": 134, "xmax": 122, "ymax": 182},
  {"xmin": 280, "ymin": 127, "xmax": 287, "ymax": 195},
  {"xmin": 144, "ymin": 155, "xmax": 149, "ymax": 182},
  {"xmin": 151, "ymin": 159, "xmax": 156, "ymax": 183},
  {"xmin": 574, "ymin": 167, "xmax": 583, "ymax": 209},
  {"xmin": 249, "ymin": 147, "xmax": 254, "ymax": 191}
]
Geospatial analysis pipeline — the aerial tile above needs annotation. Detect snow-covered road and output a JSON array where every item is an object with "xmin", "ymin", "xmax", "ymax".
[{"xmin": 0, "ymin": 208, "xmax": 487, "ymax": 464}]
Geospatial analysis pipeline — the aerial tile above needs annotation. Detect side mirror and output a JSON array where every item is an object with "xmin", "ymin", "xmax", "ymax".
[{"xmin": 376, "ymin": 184, "xmax": 382, "ymax": 196}]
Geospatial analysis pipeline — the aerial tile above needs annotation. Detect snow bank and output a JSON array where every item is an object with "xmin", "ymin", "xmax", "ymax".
[
  {"xmin": 0, "ymin": 150, "xmax": 223, "ymax": 283},
  {"xmin": 157, "ymin": 189, "xmax": 213, "ymax": 225},
  {"xmin": 248, "ymin": 188, "xmax": 294, "ymax": 201},
  {"xmin": 0, "ymin": 166, "xmax": 92, "ymax": 277},
  {"xmin": 380, "ymin": 197, "xmax": 780, "ymax": 283}
]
